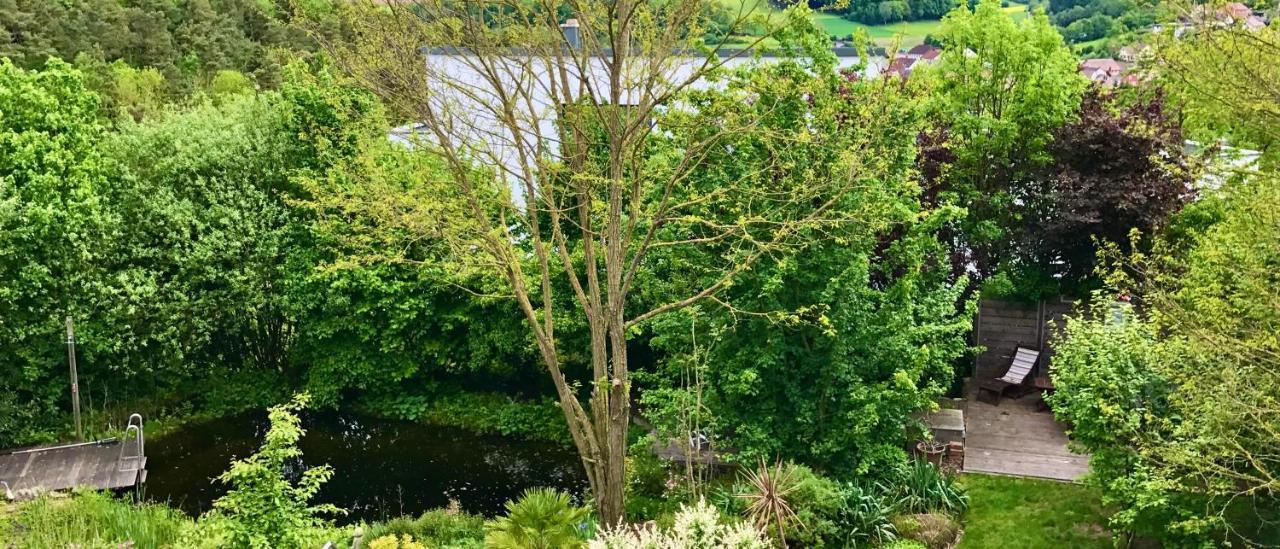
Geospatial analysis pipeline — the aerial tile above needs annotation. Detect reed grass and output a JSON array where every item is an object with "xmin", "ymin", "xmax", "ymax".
[{"xmin": 0, "ymin": 490, "xmax": 193, "ymax": 548}]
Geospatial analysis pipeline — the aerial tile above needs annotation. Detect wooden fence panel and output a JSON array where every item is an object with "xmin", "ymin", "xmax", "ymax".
[{"xmin": 973, "ymin": 297, "xmax": 1077, "ymax": 381}]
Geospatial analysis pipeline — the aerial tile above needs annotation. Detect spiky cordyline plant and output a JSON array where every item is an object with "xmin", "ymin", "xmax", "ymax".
[{"xmin": 737, "ymin": 459, "xmax": 805, "ymax": 547}]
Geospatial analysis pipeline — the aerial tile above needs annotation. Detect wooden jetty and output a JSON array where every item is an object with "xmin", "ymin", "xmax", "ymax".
[{"xmin": 0, "ymin": 414, "xmax": 146, "ymax": 500}]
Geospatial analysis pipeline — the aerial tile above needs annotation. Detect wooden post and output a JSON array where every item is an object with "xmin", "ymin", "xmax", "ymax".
[
  {"xmin": 66, "ymin": 316, "xmax": 83, "ymax": 442},
  {"xmin": 973, "ymin": 302, "xmax": 981, "ymax": 376}
]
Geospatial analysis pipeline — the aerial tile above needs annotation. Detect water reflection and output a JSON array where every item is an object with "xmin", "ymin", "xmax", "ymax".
[{"xmin": 144, "ymin": 412, "xmax": 586, "ymax": 523}]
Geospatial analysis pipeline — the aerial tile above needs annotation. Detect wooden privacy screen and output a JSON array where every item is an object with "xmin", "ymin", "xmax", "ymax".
[{"xmin": 973, "ymin": 298, "xmax": 1075, "ymax": 381}]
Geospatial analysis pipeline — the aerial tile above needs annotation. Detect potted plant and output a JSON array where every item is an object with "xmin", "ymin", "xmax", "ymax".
[{"xmin": 916, "ymin": 439, "xmax": 947, "ymax": 466}]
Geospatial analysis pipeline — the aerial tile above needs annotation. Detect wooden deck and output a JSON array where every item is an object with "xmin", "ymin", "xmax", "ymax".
[
  {"xmin": 962, "ymin": 390, "xmax": 1089, "ymax": 482},
  {"xmin": 0, "ymin": 439, "xmax": 146, "ymax": 499}
]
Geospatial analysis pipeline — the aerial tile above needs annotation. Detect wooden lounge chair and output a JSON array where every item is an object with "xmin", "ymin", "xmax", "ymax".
[{"xmin": 976, "ymin": 347, "xmax": 1040, "ymax": 405}]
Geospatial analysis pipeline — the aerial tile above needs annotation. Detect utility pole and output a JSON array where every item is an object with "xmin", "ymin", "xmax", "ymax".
[{"xmin": 66, "ymin": 316, "xmax": 83, "ymax": 442}]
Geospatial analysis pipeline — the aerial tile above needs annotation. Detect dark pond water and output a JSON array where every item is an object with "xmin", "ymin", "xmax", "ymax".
[{"xmin": 143, "ymin": 412, "xmax": 586, "ymax": 523}]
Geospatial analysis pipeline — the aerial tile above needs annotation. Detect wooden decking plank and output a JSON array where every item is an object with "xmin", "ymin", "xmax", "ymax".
[
  {"xmin": 0, "ymin": 439, "xmax": 143, "ymax": 497},
  {"xmin": 33, "ymin": 450, "xmax": 67, "ymax": 490},
  {"xmin": 966, "ymin": 433, "xmax": 1078, "ymax": 457},
  {"xmin": 962, "ymin": 388, "xmax": 1091, "ymax": 483},
  {"xmin": 964, "ymin": 448, "xmax": 1088, "ymax": 481},
  {"xmin": 85, "ymin": 447, "xmax": 113, "ymax": 490}
]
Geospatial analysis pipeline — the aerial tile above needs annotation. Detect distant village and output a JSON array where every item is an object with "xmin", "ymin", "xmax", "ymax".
[{"xmin": 884, "ymin": 1, "xmax": 1273, "ymax": 86}]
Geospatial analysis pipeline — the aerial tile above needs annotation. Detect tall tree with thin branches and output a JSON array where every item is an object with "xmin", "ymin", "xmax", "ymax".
[{"xmin": 309, "ymin": 0, "xmax": 915, "ymax": 522}]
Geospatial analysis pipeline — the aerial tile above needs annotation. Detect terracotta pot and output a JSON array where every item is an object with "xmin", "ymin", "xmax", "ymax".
[{"xmin": 916, "ymin": 440, "xmax": 947, "ymax": 466}]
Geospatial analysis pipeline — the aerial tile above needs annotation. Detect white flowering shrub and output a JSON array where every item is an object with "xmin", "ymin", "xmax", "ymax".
[{"xmin": 589, "ymin": 500, "xmax": 770, "ymax": 549}]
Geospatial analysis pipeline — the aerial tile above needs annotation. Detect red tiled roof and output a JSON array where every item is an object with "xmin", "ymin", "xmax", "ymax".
[
  {"xmin": 906, "ymin": 44, "xmax": 941, "ymax": 58},
  {"xmin": 886, "ymin": 57, "xmax": 917, "ymax": 78},
  {"xmin": 1223, "ymin": 2, "xmax": 1253, "ymax": 19},
  {"xmin": 1080, "ymin": 58, "xmax": 1123, "ymax": 72}
]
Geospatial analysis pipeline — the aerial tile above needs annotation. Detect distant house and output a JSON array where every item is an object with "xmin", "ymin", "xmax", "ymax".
[
  {"xmin": 1187, "ymin": 2, "xmax": 1269, "ymax": 30},
  {"xmin": 885, "ymin": 57, "xmax": 917, "ymax": 79},
  {"xmin": 885, "ymin": 44, "xmax": 942, "ymax": 79},
  {"xmin": 1117, "ymin": 44, "xmax": 1151, "ymax": 63},
  {"xmin": 904, "ymin": 44, "xmax": 942, "ymax": 61},
  {"xmin": 1079, "ymin": 58, "xmax": 1134, "ymax": 87}
]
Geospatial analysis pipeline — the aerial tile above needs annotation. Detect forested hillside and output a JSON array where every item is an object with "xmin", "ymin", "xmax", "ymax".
[
  {"xmin": 1047, "ymin": 0, "xmax": 1156, "ymax": 43},
  {"xmin": 815, "ymin": 0, "xmax": 959, "ymax": 24},
  {"xmin": 0, "ymin": 0, "xmax": 333, "ymax": 115}
]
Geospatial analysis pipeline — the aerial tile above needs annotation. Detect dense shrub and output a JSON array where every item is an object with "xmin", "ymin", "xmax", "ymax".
[
  {"xmin": 0, "ymin": 59, "xmax": 549, "ymax": 448},
  {"xmin": 363, "ymin": 508, "xmax": 486, "ymax": 549},
  {"xmin": 0, "ymin": 59, "xmax": 117, "ymax": 446},
  {"xmin": 1051, "ymin": 176, "xmax": 1280, "ymax": 546},
  {"xmin": 644, "ymin": 190, "xmax": 973, "ymax": 476}
]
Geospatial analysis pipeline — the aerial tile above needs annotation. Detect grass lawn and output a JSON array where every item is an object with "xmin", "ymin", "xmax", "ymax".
[{"xmin": 957, "ymin": 473, "xmax": 1113, "ymax": 548}]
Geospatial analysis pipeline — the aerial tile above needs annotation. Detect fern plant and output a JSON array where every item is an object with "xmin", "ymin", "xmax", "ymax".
[{"xmin": 485, "ymin": 488, "xmax": 590, "ymax": 549}]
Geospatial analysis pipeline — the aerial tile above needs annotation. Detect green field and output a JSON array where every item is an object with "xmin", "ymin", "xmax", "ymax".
[{"xmin": 725, "ymin": 0, "xmax": 1030, "ymax": 47}]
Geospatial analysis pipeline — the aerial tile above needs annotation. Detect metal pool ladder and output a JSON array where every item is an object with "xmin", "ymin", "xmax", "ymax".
[{"xmin": 119, "ymin": 413, "xmax": 145, "ymax": 473}]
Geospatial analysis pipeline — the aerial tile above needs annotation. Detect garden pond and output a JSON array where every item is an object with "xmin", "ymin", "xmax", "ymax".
[{"xmin": 143, "ymin": 412, "xmax": 587, "ymax": 523}]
